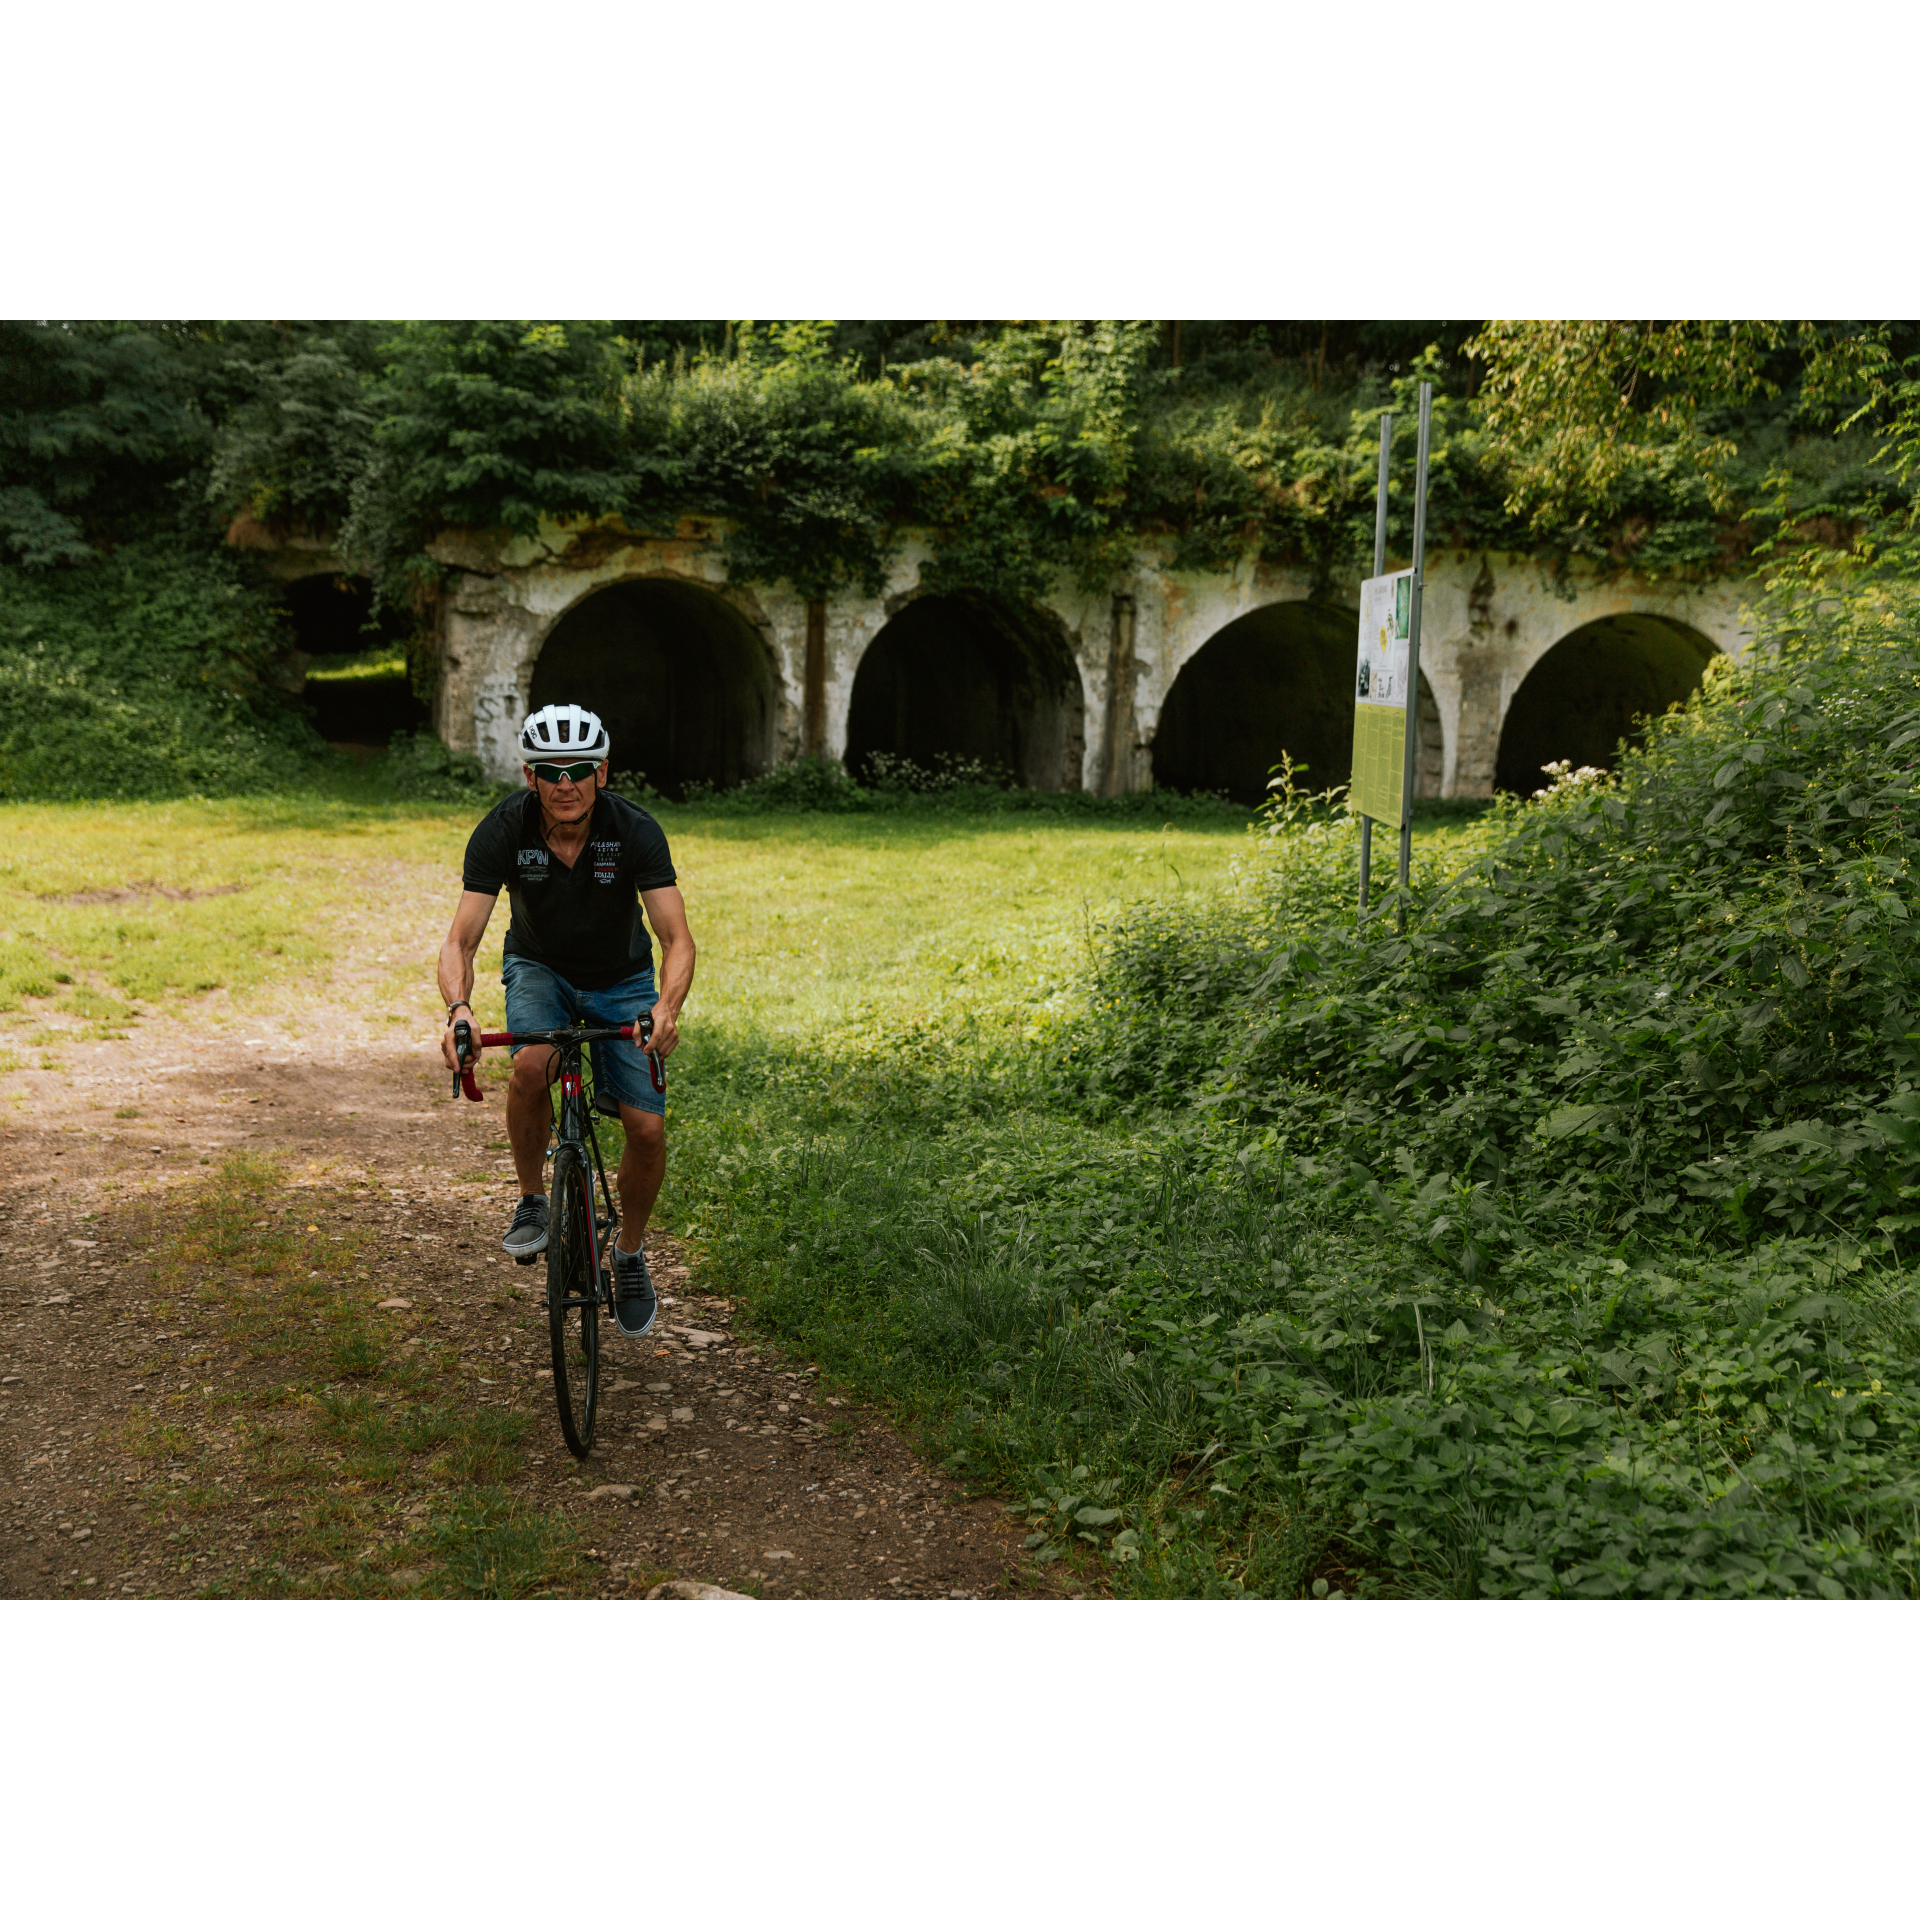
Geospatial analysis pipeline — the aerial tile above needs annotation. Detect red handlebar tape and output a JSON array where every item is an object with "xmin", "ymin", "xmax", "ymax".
[{"xmin": 454, "ymin": 1026, "xmax": 642, "ymax": 1103}]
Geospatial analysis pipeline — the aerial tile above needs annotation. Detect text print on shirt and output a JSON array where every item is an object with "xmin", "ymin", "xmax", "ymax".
[
  {"xmin": 518, "ymin": 847, "xmax": 550, "ymax": 885},
  {"xmin": 591, "ymin": 839, "xmax": 622, "ymax": 884}
]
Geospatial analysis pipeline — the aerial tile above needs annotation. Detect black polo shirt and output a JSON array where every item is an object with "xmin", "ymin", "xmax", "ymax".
[{"xmin": 462, "ymin": 788, "xmax": 677, "ymax": 988}]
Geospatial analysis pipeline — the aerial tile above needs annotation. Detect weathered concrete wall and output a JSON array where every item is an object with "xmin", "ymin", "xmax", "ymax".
[
  {"xmin": 430, "ymin": 523, "xmax": 811, "ymax": 781},
  {"xmin": 430, "ymin": 524, "xmax": 1116, "ymax": 790},
  {"xmin": 1411, "ymin": 553, "xmax": 1756, "ymax": 796},
  {"xmin": 263, "ymin": 518, "xmax": 1763, "ymax": 798},
  {"xmin": 1126, "ymin": 547, "xmax": 1758, "ymax": 798}
]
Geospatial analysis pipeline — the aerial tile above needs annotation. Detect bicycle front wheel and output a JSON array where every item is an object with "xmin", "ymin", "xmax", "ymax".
[{"xmin": 547, "ymin": 1145, "xmax": 601, "ymax": 1458}]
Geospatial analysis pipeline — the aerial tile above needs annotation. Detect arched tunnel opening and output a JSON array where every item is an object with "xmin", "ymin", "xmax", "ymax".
[
  {"xmin": 284, "ymin": 573, "xmax": 426, "ymax": 746},
  {"xmin": 845, "ymin": 591, "xmax": 1084, "ymax": 789},
  {"xmin": 1495, "ymin": 614, "xmax": 1717, "ymax": 795},
  {"xmin": 529, "ymin": 579, "xmax": 776, "ymax": 798},
  {"xmin": 1151, "ymin": 600, "xmax": 1441, "ymax": 805}
]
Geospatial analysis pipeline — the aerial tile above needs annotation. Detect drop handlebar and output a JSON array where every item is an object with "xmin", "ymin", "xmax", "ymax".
[{"xmin": 449, "ymin": 1014, "xmax": 661, "ymax": 1104}]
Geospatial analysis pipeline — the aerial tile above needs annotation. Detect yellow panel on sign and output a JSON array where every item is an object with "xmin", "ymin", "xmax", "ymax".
[{"xmin": 1351, "ymin": 701, "xmax": 1405, "ymax": 826}]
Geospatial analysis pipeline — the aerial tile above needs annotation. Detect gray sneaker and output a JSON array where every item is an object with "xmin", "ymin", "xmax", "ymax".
[
  {"xmin": 611, "ymin": 1243, "xmax": 657, "ymax": 1339},
  {"xmin": 502, "ymin": 1195, "xmax": 549, "ymax": 1261}
]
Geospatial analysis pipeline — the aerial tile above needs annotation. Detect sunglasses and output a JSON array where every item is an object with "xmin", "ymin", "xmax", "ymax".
[{"xmin": 530, "ymin": 761, "xmax": 600, "ymax": 785}]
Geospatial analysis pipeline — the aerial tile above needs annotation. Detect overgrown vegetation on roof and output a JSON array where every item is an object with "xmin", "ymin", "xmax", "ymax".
[{"xmin": 3, "ymin": 319, "xmax": 1915, "ymax": 801}]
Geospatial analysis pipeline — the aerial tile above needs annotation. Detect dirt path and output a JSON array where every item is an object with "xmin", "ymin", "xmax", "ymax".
[{"xmin": 0, "ymin": 987, "xmax": 1053, "ymax": 1601}]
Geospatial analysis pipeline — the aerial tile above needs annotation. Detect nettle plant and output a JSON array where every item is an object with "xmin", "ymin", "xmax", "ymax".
[{"xmin": 1066, "ymin": 583, "xmax": 1920, "ymax": 1249}]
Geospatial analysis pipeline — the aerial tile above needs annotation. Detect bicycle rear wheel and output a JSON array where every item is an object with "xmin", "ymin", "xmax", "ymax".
[{"xmin": 546, "ymin": 1145, "xmax": 600, "ymax": 1458}]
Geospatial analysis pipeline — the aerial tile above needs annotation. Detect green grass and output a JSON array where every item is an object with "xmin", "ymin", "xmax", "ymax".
[
  {"xmin": 304, "ymin": 646, "xmax": 408, "ymax": 684},
  {"xmin": 642, "ymin": 618, "xmax": 1920, "ymax": 1600},
  {"xmin": 0, "ymin": 763, "xmax": 1506, "ymax": 1600},
  {"xmin": 0, "ymin": 770, "xmax": 1299, "ymax": 1040},
  {"xmin": 640, "ymin": 801, "xmax": 1514, "ymax": 1597},
  {"xmin": 115, "ymin": 1150, "xmax": 592, "ymax": 1599}
]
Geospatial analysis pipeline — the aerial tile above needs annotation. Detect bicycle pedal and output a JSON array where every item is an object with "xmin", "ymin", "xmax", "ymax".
[{"xmin": 513, "ymin": 1251, "xmax": 538, "ymax": 1267}]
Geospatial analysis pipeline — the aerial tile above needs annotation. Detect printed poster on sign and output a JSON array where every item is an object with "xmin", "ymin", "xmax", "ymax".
[
  {"xmin": 1355, "ymin": 569, "xmax": 1412, "ymax": 708},
  {"xmin": 1349, "ymin": 567, "xmax": 1416, "ymax": 826}
]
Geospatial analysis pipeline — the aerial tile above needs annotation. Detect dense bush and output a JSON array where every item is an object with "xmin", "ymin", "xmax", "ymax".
[
  {"xmin": 194, "ymin": 321, "xmax": 1920, "ymax": 615},
  {"xmin": 633, "ymin": 751, "xmax": 1247, "ymax": 820},
  {"xmin": 0, "ymin": 543, "xmax": 321, "ymax": 798},
  {"xmin": 667, "ymin": 578, "xmax": 1920, "ymax": 1597},
  {"xmin": 384, "ymin": 728, "xmax": 496, "ymax": 802},
  {"xmin": 1067, "ymin": 587, "xmax": 1920, "ymax": 1244}
]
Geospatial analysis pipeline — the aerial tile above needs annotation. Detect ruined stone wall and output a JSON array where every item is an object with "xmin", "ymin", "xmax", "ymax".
[
  {"xmin": 429, "ymin": 524, "xmax": 1116, "ymax": 790},
  {"xmin": 1128, "ymin": 548, "xmax": 1757, "ymax": 799},
  {"xmin": 266, "ymin": 520, "xmax": 1763, "ymax": 799}
]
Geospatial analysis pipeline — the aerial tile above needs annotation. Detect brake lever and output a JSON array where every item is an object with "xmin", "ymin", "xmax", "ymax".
[
  {"xmin": 640, "ymin": 1010, "xmax": 665, "ymax": 1094},
  {"xmin": 452, "ymin": 1019, "xmax": 483, "ymax": 1103}
]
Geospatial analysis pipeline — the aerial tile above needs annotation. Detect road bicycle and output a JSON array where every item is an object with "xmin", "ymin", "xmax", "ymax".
[{"xmin": 449, "ymin": 1013, "xmax": 665, "ymax": 1459}]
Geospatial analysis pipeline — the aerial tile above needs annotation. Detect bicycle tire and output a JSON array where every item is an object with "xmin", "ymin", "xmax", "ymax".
[{"xmin": 546, "ymin": 1145, "xmax": 600, "ymax": 1458}]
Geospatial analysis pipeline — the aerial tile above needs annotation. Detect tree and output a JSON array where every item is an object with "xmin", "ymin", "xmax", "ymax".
[
  {"xmin": 1466, "ymin": 321, "xmax": 1916, "ymax": 573},
  {"xmin": 0, "ymin": 321, "xmax": 223, "ymax": 564}
]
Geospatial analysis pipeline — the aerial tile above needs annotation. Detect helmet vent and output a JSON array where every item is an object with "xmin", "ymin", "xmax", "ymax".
[{"xmin": 518, "ymin": 702, "xmax": 611, "ymax": 767}]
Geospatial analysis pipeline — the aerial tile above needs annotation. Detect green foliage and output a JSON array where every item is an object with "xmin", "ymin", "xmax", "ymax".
[
  {"xmin": 207, "ymin": 322, "xmax": 384, "ymax": 533},
  {"xmin": 336, "ymin": 321, "xmax": 635, "ymax": 628},
  {"xmin": 903, "ymin": 321, "xmax": 1160, "ymax": 599},
  {"xmin": 0, "ymin": 321, "xmax": 226, "ymax": 564},
  {"xmin": 1472, "ymin": 321, "xmax": 1920, "ymax": 574},
  {"xmin": 1061, "ymin": 595, "xmax": 1920, "ymax": 1246},
  {"xmin": 384, "ymin": 727, "xmax": 496, "ymax": 801},
  {"xmin": 623, "ymin": 330, "xmax": 919, "ymax": 598},
  {"xmin": 12, "ymin": 318, "xmax": 1917, "ymax": 620},
  {"xmin": 9, "ymin": 316, "xmax": 1916, "ymax": 832},
  {"xmin": 1471, "ymin": 321, "xmax": 1794, "ymax": 527},
  {"xmin": 0, "ymin": 541, "xmax": 320, "ymax": 798},
  {"xmin": 664, "ymin": 572, "xmax": 1920, "ymax": 1598},
  {"xmin": 651, "ymin": 750, "xmax": 1246, "ymax": 819},
  {"xmin": 677, "ymin": 1079, "xmax": 1920, "ymax": 1596}
]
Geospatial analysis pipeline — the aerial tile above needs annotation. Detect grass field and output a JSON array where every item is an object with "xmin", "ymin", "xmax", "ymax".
[
  {"xmin": 0, "ymin": 769, "xmax": 1518, "ymax": 1601},
  {"xmin": 18, "ymin": 752, "xmax": 1905, "ymax": 1601},
  {"xmin": 0, "ymin": 781, "xmax": 1311, "ymax": 1043},
  {"xmin": 0, "ymin": 767, "xmax": 1484, "ymax": 1035}
]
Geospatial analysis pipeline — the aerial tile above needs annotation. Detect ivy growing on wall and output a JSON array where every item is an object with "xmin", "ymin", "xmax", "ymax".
[{"xmin": 6, "ymin": 318, "xmax": 1916, "ymax": 622}]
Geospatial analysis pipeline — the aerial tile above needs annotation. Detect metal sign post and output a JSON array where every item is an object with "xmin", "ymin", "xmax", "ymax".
[
  {"xmin": 1351, "ymin": 381, "xmax": 1432, "ymax": 931},
  {"xmin": 1358, "ymin": 411, "xmax": 1391, "ymax": 912},
  {"xmin": 1396, "ymin": 383, "xmax": 1433, "ymax": 925}
]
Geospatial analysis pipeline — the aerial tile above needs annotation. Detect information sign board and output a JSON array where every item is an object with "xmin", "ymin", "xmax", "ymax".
[{"xmin": 1350, "ymin": 567, "xmax": 1414, "ymax": 826}]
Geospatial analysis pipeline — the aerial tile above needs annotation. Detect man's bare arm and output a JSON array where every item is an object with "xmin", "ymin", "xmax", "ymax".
[
  {"xmin": 639, "ymin": 884, "xmax": 696, "ymax": 1059},
  {"xmin": 437, "ymin": 890, "xmax": 497, "ymax": 1069}
]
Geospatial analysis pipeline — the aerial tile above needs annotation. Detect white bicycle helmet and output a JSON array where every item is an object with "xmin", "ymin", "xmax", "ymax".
[{"xmin": 519, "ymin": 703, "xmax": 610, "ymax": 762}]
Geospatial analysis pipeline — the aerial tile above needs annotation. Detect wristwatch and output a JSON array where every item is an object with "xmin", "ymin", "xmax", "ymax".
[{"xmin": 445, "ymin": 1000, "xmax": 472, "ymax": 1025}]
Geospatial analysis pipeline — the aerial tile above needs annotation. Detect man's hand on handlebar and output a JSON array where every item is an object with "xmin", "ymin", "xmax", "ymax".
[
  {"xmin": 440, "ymin": 1011, "xmax": 476, "ymax": 1075},
  {"xmin": 641, "ymin": 1001, "xmax": 680, "ymax": 1060}
]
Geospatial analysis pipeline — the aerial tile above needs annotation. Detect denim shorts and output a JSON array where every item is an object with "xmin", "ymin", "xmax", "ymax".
[{"xmin": 500, "ymin": 954, "xmax": 664, "ymax": 1117}]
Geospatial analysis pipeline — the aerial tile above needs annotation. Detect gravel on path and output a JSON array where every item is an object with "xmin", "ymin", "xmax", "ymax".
[{"xmin": 0, "ymin": 991, "xmax": 1060, "ymax": 1602}]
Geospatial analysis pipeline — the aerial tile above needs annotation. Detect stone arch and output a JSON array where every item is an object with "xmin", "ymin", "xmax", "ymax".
[
  {"xmin": 1150, "ymin": 599, "xmax": 1444, "ymax": 805},
  {"xmin": 528, "ymin": 576, "xmax": 778, "ymax": 796},
  {"xmin": 281, "ymin": 571, "xmax": 425, "ymax": 745},
  {"xmin": 844, "ymin": 590, "xmax": 1085, "ymax": 789},
  {"xmin": 1495, "ymin": 612, "xmax": 1717, "ymax": 794}
]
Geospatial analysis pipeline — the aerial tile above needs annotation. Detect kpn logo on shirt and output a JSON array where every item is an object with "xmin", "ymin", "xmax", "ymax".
[
  {"xmin": 517, "ymin": 847, "xmax": 549, "ymax": 884},
  {"xmin": 591, "ymin": 840, "xmax": 622, "ymax": 884}
]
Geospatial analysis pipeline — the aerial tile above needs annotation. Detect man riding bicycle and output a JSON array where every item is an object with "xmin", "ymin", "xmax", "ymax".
[{"xmin": 437, "ymin": 702, "xmax": 696, "ymax": 1341}]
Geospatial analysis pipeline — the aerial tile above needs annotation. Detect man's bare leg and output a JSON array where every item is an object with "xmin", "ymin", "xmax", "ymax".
[
  {"xmin": 509, "ymin": 1054, "xmax": 660, "ymax": 1249},
  {"xmin": 506, "ymin": 1046, "xmax": 556, "ymax": 1196},
  {"xmin": 615, "ymin": 1106, "xmax": 664, "ymax": 1253}
]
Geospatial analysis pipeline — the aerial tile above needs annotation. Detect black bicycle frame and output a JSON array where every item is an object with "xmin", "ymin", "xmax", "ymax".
[{"xmin": 451, "ymin": 1013, "xmax": 662, "ymax": 1306}]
